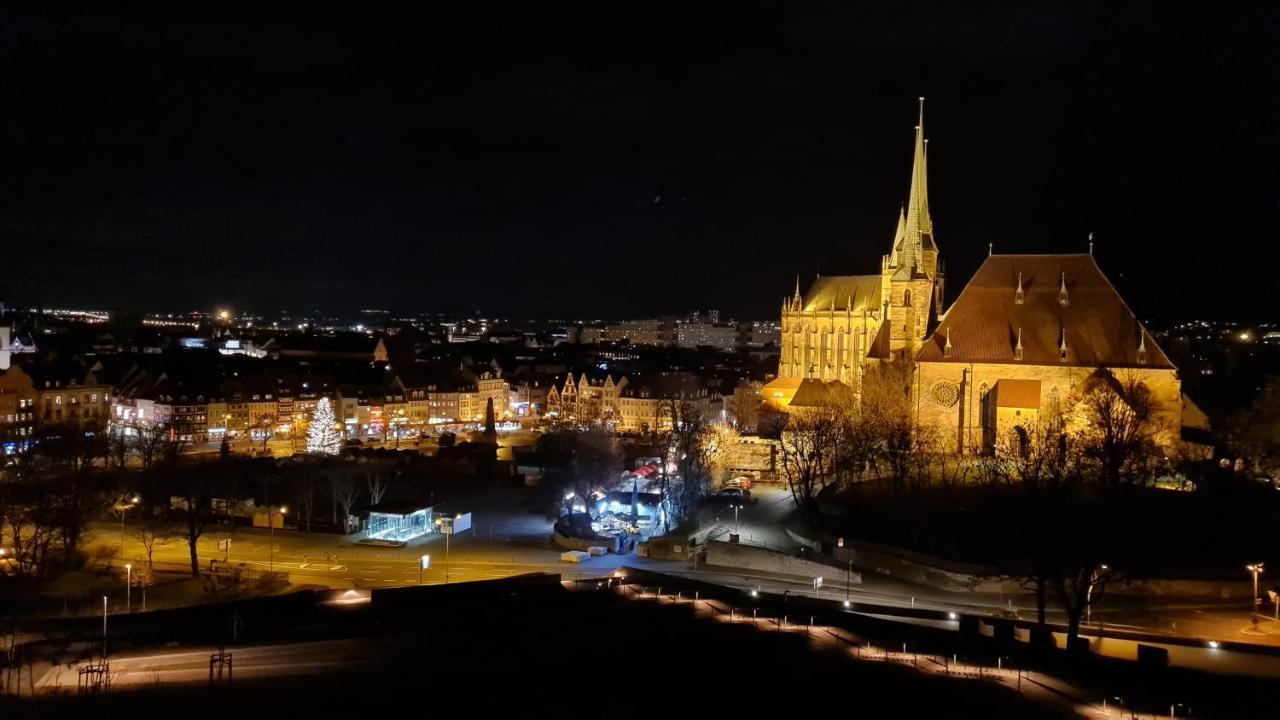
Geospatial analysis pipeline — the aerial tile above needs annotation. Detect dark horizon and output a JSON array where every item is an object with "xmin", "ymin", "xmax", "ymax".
[{"xmin": 2, "ymin": 4, "xmax": 1276, "ymax": 321}]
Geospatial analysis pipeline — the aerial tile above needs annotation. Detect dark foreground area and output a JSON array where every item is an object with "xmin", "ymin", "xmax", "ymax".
[
  {"xmin": 3, "ymin": 572, "xmax": 1277, "ymax": 718},
  {"xmin": 1, "ymin": 574, "xmax": 1062, "ymax": 718}
]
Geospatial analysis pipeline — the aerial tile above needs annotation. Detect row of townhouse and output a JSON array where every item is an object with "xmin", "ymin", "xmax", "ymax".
[
  {"xmin": 545, "ymin": 371, "xmax": 717, "ymax": 432},
  {"xmin": 109, "ymin": 362, "xmax": 513, "ymax": 445},
  {"xmin": 0, "ymin": 358, "xmax": 114, "ymax": 453}
]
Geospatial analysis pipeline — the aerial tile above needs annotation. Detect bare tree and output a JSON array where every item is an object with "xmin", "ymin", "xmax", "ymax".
[
  {"xmin": 132, "ymin": 422, "xmax": 168, "ymax": 471},
  {"xmin": 367, "ymin": 469, "xmax": 391, "ymax": 506},
  {"xmin": 0, "ymin": 467, "xmax": 81, "ymax": 599},
  {"xmin": 331, "ymin": 475, "xmax": 361, "ymax": 533},
  {"xmin": 860, "ymin": 359, "xmax": 918, "ymax": 495},
  {"xmin": 253, "ymin": 415, "xmax": 275, "ymax": 454},
  {"xmin": 0, "ymin": 488, "xmax": 61, "ymax": 596},
  {"xmin": 778, "ymin": 404, "xmax": 849, "ymax": 528},
  {"xmin": 296, "ymin": 470, "xmax": 317, "ymax": 532},
  {"xmin": 107, "ymin": 424, "xmax": 133, "ymax": 469},
  {"xmin": 1074, "ymin": 371, "xmax": 1162, "ymax": 488},
  {"xmin": 132, "ymin": 525, "xmax": 177, "ymax": 591},
  {"xmin": 1226, "ymin": 375, "xmax": 1280, "ymax": 481},
  {"xmin": 1051, "ymin": 560, "xmax": 1116, "ymax": 646},
  {"xmin": 658, "ymin": 400, "xmax": 717, "ymax": 531},
  {"xmin": 162, "ymin": 464, "xmax": 220, "ymax": 578}
]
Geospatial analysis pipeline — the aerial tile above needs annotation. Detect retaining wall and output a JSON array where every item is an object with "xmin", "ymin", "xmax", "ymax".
[{"xmin": 705, "ymin": 541, "xmax": 862, "ymax": 586}]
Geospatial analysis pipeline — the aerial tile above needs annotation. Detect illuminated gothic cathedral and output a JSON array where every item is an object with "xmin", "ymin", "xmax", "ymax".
[{"xmin": 764, "ymin": 100, "xmax": 1205, "ymax": 455}]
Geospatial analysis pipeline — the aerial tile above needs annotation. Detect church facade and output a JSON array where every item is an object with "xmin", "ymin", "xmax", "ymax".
[
  {"xmin": 767, "ymin": 100, "xmax": 942, "ymax": 409},
  {"xmin": 764, "ymin": 101, "xmax": 1197, "ymax": 454}
]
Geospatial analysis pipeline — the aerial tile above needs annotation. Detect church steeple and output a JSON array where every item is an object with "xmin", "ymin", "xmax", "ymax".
[
  {"xmin": 891, "ymin": 97, "xmax": 938, "ymax": 280},
  {"xmin": 905, "ymin": 97, "xmax": 931, "ymax": 242}
]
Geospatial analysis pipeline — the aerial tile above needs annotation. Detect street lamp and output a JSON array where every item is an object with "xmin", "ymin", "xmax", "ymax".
[
  {"xmin": 1086, "ymin": 563, "xmax": 1109, "ymax": 624},
  {"xmin": 1247, "ymin": 563, "xmax": 1264, "ymax": 616},
  {"xmin": 269, "ymin": 506, "xmax": 288, "ymax": 573},
  {"xmin": 125, "ymin": 563, "xmax": 132, "ymax": 613},
  {"xmin": 116, "ymin": 495, "xmax": 141, "ymax": 560}
]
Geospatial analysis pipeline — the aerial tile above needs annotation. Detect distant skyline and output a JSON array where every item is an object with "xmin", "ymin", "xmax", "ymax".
[{"xmin": 2, "ymin": 4, "xmax": 1276, "ymax": 320}]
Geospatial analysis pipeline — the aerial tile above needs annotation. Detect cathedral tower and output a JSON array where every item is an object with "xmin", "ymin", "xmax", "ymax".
[{"xmin": 881, "ymin": 97, "xmax": 943, "ymax": 355}]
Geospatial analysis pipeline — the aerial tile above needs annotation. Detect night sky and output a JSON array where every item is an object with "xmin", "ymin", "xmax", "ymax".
[{"xmin": 1, "ymin": 3, "xmax": 1276, "ymax": 320}]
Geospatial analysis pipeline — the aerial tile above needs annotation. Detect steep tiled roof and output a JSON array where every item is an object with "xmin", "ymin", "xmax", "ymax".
[
  {"xmin": 801, "ymin": 275, "xmax": 882, "ymax": 312},
  {"xmin": 789, "ymin": 379, "xmax": 856, "ymax": 408},
  {"xmin": 918, "ymin": 254, "xmax": 1172, "ymax": 368}
]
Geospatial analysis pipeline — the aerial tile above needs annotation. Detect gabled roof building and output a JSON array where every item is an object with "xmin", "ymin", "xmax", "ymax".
[{"xmin": 764, "ymin": 100, "xmax": 1201, "ymax": 455}]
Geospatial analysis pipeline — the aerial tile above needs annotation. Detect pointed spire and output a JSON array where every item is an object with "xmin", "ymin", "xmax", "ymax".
[
  {"xmin": 906, "ymin": 98, "xmax": 930, "ymax": 232},
  {"xmin": 1015, "ymin": 272, "xmax": 1024, "ymax": 304},
  {"xmin": 904, "ymin": 97, "xmax": 932, "ymax": 239},
  {"xmin": 1059, "ymin": 272, "xmax": 1069, "ymax": 305},
  {"xmin": 943, "ymin": 327, "xmax": 953, "ymax": 358},
  {"xmin": 988, "ymin": 242, "xmax": 993, "ymax": 256},
  {"xmin": 1059, "ymin": 328, "xmax": 1069, "ymax": 362},
  {"xmin": 890, "ymin": 204, "xmax": 906, "ymax": 265},
  {"xmin": 1137, "ymin": 327, "xmax": 1148, "ymax": 364},
  {"xmin": 1088, "ymin": 232, "xmax": 1094, "ymax": 255},
  {"xmin": 1014, "ymin": 327, "xmax": 1024, "ymax": 361},
  {"xmin": 891, "ymin": 98, "xmax": 936, "ymax": 278}
]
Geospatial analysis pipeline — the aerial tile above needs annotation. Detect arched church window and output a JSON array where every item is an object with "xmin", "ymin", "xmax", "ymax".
[{"xmin": 903, "ymin": 289, "xmax": 912, "ymax": 307}]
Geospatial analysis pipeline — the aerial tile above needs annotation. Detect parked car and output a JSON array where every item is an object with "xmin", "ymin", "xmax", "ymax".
[{"xmin": 710, "ymin": 487, "xmax": 753, "ymax": 504}]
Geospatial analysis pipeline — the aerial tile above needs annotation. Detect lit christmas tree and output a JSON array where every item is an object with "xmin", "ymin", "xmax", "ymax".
[{"xmin": 306, "ymin": 397, "xmax": 341, "ymax": 455}]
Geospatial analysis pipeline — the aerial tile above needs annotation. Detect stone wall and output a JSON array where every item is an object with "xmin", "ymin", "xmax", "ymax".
[
  {"xmin": 550, "ymin": 529, "xmax": 620, "ymax": 554},
  {"xmin": 818, "ymin": 533, "xmax": 1257, "ymax": 598},
  {"xmin": 915, "ymin": 361, "xmax": 1184, "ymax": 454},
  {"xmin": 705, "ymin": 541, "xmax": 862, "ymax": 586}
]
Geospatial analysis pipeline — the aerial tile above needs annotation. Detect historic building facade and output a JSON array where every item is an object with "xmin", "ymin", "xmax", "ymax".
[
  {"xmin": 914, "ymin": 253, "xmax": 1187, "ymax": 453},
  {"xmin": 768, "ymin": 101, "xmax": 942, "ymax": 407},
  {"xmin": 764, "ymin": 101, "xmax": 1195, "ymax": 454}
]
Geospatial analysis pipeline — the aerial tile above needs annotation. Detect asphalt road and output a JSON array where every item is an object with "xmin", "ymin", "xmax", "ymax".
[{"xmin": 80, "ymin": 484, "xmax": 1280, "ymax": 655}]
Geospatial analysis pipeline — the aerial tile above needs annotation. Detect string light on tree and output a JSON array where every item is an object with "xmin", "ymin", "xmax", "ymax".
[{"xmin": 306, "ymin": 397, "xmax": 341, "ymax": 455}]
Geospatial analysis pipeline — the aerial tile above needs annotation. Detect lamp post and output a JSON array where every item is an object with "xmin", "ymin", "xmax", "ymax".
[
  {"xmin": 846, "ymin": 560, "xmax": 853, "ymax": 605},
  {"xmin": 116, "ymin": 495, "xmax": 140, "ymax": 560},
  {"xmin": 1247, "ymin": 563, "xmax": 1264, "ymax": 616},
  {"xmin": 101, "ymin": 595, "xmax": 108, "ymax": 661},
  {"xmin": 269, "ymin": 506, "xmax": 288, "ymax": 573},
  {"xmin": 732, "ymin": 502, "xmax": 741, "ymax": 535},
  {"xmin": 125, "ymin": 563, "xmax": 132, "ymax": 613},
  {"xmin": 1085, "ymin": 563, "xmax": 1109, "ymax": 624}
]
